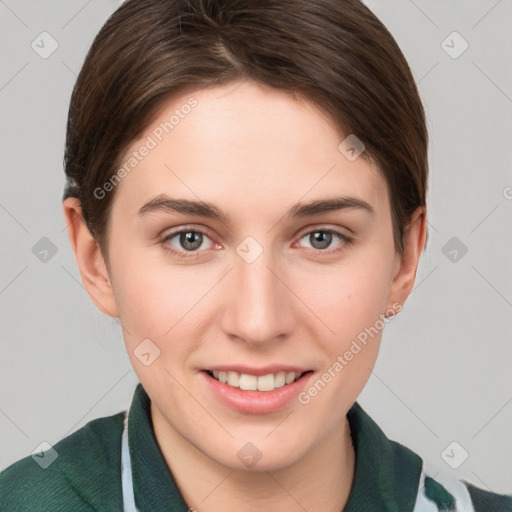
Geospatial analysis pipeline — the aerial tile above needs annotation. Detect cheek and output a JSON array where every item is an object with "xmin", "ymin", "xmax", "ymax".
[
  {"xmin": 295, "ymin": 262, "xmax": 392, "ymax": 414},
  {"xmin": 109, "ymin": 248, "xmax": 215, "ymax": 361},
  {"xmin": 302, "ymin": 255, "xmax": 393, "ymax": 340},
  {"xmin": 298, "ymin": 248, "xmax": 395, "ymax": 396}
]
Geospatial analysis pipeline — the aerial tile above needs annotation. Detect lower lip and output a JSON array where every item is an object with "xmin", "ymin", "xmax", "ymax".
[{"xmin": 201, "ymin": 371, "xmax": 314, "ymax": 414}]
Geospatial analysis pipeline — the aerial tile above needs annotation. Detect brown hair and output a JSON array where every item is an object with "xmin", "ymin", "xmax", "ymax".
[{"xmin": 63, "ymin": 0, "xmax": 428, "ymax": 267}]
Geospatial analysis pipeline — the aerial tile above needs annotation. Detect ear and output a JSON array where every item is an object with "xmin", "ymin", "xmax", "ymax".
[
  {"xmin": 385, "ymin": 206, "xmax": 427, "ymax": 314},
  {"xmin": 62, "ymin": 197, "xmax": 119, "ymax": 318}
]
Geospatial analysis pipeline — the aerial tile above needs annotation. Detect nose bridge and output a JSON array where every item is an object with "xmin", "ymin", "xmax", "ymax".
[{"xmin": 224, "ymin": 235, "xmax": 292, "ymax": 344}]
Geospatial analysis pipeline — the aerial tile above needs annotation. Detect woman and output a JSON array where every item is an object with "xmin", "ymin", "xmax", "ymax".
[{"xmin": 1, "ymin": 0, "xmax": 511, "ymax": 510}]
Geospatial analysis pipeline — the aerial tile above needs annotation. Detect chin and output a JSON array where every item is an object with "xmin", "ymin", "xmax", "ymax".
[{"xmin": 201, "ymin": 436, "xmax": 311, "ymax": 474}]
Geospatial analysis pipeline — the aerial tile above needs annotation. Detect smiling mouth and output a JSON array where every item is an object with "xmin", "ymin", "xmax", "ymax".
[{"xmin": 205, "ymin": 370, "xmax": 313, "ymax": 392}]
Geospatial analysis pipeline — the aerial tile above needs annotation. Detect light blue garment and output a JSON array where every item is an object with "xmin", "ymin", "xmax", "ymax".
[
  {"xmin": 412, "ymin": 462, "xmax": 475, "ymax": 512},
  {"xmin": 122, "ymin": 411, "xmax": 141, "ymax": 512}
]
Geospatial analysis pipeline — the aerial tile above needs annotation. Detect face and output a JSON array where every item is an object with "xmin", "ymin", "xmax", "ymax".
[{"xmin": 91, "ymin": 80, "xmax": 409, "ymax": 471}]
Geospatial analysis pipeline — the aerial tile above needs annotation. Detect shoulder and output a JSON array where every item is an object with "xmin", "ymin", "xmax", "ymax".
[
  {"xmin": 465, "ymin": 482, "xmax": 512, "ymax": 512},
  {"xmin": 347, "ymin": 401, "xmax": 511, "ymax": 511},
  {"xmin": 0, "ymin": 411, "xmax": 125, "ymax": 512},
  {"xmin": 414, "ymin": 466, "xmax": 512, "ymax": 512}
]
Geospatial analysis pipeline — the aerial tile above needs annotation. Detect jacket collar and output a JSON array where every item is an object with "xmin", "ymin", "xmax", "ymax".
[
  {"xmin": 344, "ymin": 399, "xmax": 422, "ymax": 510},
  {"xmin": 128, "ymin": 383, "xmax": 422, "ymax": 511}
]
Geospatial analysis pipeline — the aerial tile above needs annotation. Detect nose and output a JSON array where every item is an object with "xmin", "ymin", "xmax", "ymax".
[{"xmin": 219, "ymin": 238, "xmax": 295, "ymax": 348}]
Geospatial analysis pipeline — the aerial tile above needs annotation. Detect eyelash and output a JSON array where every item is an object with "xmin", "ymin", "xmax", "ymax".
[{"xmin": 160, "ymin": 226, "xmax": 353, "ymax": 259}]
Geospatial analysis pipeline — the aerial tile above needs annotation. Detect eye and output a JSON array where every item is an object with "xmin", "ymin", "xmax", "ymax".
[
  {"xmin": 160, "ymin": 226, "xmax": 353, "ymax": 259},
  {"xmin": 297, "ymin": 228, "xmax": 352, "ymax": 253},
  {"xmin": 161, "ymin": 228, "xmax": 217, "ymax": 258}
]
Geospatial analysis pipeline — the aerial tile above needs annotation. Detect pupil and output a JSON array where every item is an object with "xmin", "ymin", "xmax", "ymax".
[
  {"xmin": 181, "ymin": 232, "xmax": 202, "ymax": 251},
  {"xmin": 311, "ymin": 231, "xmax": 331, "ymax": 250}
]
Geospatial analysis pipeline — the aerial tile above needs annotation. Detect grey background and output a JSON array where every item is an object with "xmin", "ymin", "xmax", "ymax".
[{"xmin": 1, "ymin": 0, "xmax": 511, "ymax": 495}]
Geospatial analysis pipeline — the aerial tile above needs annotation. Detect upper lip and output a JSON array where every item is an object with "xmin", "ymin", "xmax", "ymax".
[{"xmin": 204, "ymin": 365, "xmax": 312, "ymax": 376}]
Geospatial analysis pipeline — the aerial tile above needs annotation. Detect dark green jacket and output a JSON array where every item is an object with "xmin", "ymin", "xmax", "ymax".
[{"xmin": 1, "ymin": 383, "xmax": 511, "ymax": 511}]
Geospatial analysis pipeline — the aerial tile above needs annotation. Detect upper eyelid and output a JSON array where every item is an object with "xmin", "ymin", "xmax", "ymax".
[
  {"xmin": 297, "ymin": 225, "xmax": 351, "ymax": 237},
  {"xmin": 163, "ymin": 224, "xmax": 350, "ymax": 237},
  {"xmin": 162, "ymin": 224, "xmax": 214, "ymax": 238}
]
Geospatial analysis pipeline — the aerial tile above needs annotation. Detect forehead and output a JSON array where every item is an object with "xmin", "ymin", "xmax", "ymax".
[{"xmin": 111, "ymin": 80, "xmax": 388, "ymax": 221}]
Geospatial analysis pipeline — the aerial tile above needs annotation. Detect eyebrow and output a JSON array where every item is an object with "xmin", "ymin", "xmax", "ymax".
[{"xmin": 137, "ymin": 193, "xmax": 375, "ymax": 223}]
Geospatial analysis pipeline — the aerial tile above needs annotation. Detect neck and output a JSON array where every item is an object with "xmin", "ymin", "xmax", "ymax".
[{"xmin": 151, "ymin": 403, "xmax": 355, "ymax": 512}]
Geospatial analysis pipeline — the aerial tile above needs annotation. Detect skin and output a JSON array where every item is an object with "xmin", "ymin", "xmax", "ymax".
[{"xmin": 63, "ymin": 79, "xmax": 426, "ymax": 512}]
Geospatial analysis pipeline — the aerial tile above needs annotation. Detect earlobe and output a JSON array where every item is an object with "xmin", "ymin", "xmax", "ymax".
[
  {"xmin": 62, "ymin": 197, "xmax": 119, "ymax": 318},
  {"xmin": 386, "ymin": 207, "xmax": 427, "ymax": 312}
]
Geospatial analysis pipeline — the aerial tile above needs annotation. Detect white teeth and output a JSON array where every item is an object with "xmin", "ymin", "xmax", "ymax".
[
  {"xmin": 239, "ymin": 374, "xmax": 258, "ymax": 390},
  {"xmin": 227, "ymin": 371, "xmax": 239, "ymax": 387},
  {"xmin": 285, "ymin": 372, "xmax": 296, "ymax": 384},
  {"xmin": 274, "ymin": 372, "xmax": 286, "ymax": 388},
  {"xmin": 257, "ymin": 374, "xmax": 275, "ymax": 391},
  {"xmin": 209, "ymin": 370, "xmax": 304, "ymax": 391}
]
